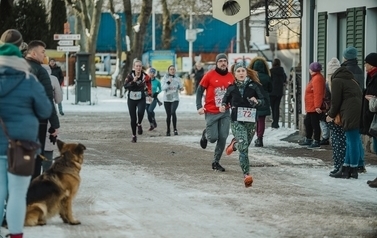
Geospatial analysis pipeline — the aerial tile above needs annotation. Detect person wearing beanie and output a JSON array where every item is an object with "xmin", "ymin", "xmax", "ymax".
[
  {"xmin": 25, "ymin": 40, "xmax": 60, "ymax": 180},
  {"xmin": 341, "ymin": 46, "xmax": 364, "ymax": 91},
  {"xmin": 324, "ymin": 58, "xmax": 346, "ymax": 176},
  {"xmin": 221, "ymin": 62, "xmax": 265, "ymax": 187},
  {"xmin": 196, "ymin": 53, "xmax": 233, "ymax": 172},
  {"xmin": 326, "ymin": 58, "xmax": 363, "ymax": 180},
  {"xmin": 0, "ymin": 29, "xmax": 23, "ymax": 47},
  {"xmin": 145, "ymin": 67, "xmax": 162, "ymax": 131},
  {"xmin": 0, "ymin": 43, "xmax": 52, "ymax": 238},
  {"xmin": 364, "ymin": 52, "xmax": 377, "ymax": 187},
  {"xmin": 299, "ymin": 62, "xmax": 325, "ymax": 148},
  {"xmin": 318, "ymin": 58, "xmax": 341, "ymax": 147},
  {"xmin": 248, "ymin": 57, "xmax": 272, "ymax": 147}
]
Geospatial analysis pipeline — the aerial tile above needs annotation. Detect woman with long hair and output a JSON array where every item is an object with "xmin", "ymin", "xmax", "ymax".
[
  {"xmin": 124, "ymin": 60, "xmax": 151, "ymax": 142},
  {"xmin": 221, "ymin": 62, "xmax": 265, "ymax": 188},
  {"xmin": 161, "ymin": 65, "xmax": 184, "ymax": 136}
]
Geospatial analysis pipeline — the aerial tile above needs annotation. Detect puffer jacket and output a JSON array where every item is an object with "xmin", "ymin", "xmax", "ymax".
[
  {"xmin": 0, "ymin": 66, "xmax": 52, "ymax": 155},
  {"xmin": 304, "ymin": 72, "xmax": 325, "ymax": 113},
  {"xmin": 327, "ymin": 67, "xmax": 362, "ymax": 131},
  {"xmin": 248, "ymin": 57, "xmax": 272, "ymax": 116}
]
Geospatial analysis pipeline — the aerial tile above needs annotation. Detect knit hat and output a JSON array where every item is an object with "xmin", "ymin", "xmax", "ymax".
[
  {"xmin": 0, "ymin": 43, "xmax": 22, "ymax": 57},
  {"xmin": 215, "ymin": 53, "xmax": 228, "ymax": 63},
  {"xmin": 309, "ymin": 62, "xmax": 322, "ymax": 72},
  {"xmin": 149, "ymin": 67, "xmax": 156, "ymax": 74},
  {"xmin": 365, "ymin": 53, "xmax": 377, "ymax": 67},
  {"xmin": 0, "ymin": 29, "xmax": 23, "ymax": 47},
  {"xmin": 343, "ymin": 46, "xmax": 358, "ymax": 60},
  {"xmin": 233, "ymin": 62, "xmax": 246, "ymax": 73},
  {"xmin": 327, "ymin": 58, "xmax": 341, "ymax": 74}
]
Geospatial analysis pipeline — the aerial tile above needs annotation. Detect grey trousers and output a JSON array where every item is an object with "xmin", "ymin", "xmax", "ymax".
[{"xmin": 205, "ymin": 111, "xmax": 230, "ymax": 163}]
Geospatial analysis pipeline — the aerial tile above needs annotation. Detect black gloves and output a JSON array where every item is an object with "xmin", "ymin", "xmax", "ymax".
[{"xmin": 48, "ymin": 127, "xmax": 57, "ymax": 145}]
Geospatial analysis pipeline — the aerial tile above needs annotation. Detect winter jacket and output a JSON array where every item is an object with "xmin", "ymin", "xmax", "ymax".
[
  {"xmin": 124, "ymin": 70, "xmax": 151, "ymax": 100},
  {"xmin": 0, "ymin": 66, "xmax": 52, "ymax": 155},
  {"xmin": 42, "ymin": 64, "xmax": 62, "ymax": 104},
  {"xmin": 249, "ymin": 57, "xmax": 272, "ymax": 116},
  {"xmin": 360, "ymin": 69, "xmax": 377, "ymax": 135},
  {"xmin": 304, "ymin": 72, "xmax": 325, "ymax": 113},
  {"xmin": 50, "ymin": 64, "xmax": 64, "ymax": 85},
  {"xmin": 270, "ymin": 66, "xmax": 287, "ymax": 96},
  {"xmin": 327, "ymin": 67, "xmax": 362, "ymax": 131},
  {"xmin": 222, "ymin": 78, "xmax": 265, "ymax": 122},
  {"xmin": 341, "ymin": 59, "xmax": 364, "ymax": 91},
  {"xmin": 161, "ymin": 74, "xmax": 183, "ymax": 102},
  {"xmin": 25, "ymin": 57, "xmax": 60, "ymax": 129}
]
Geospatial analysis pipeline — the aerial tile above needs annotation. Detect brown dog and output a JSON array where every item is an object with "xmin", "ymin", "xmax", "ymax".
[{"xmin": 24, "ymin": 139, "xmax": 86, "ymax": 226}]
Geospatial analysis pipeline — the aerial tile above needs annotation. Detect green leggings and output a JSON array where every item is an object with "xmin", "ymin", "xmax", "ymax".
[{"xmin": 231, "ymin": 121, "xmax": 256, "ymax": 175}]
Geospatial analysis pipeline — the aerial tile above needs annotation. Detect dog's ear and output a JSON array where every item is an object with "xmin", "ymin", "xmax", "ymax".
[
  {"xmin": 57, "ymin": 140, "xmax": 65, "ymax": 152},
  {"xmin": 74, "ymin": 143, "xmax": 86, "ymax": 154}
]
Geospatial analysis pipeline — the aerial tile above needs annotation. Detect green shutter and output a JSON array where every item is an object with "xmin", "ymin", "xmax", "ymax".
[
  {"xmin": 346, "ymin": 7, "xmax": 365, "ymax": 68},
  {"xmin": 317, "ymin": 12, "xmax": 327, "ymax": 74}
]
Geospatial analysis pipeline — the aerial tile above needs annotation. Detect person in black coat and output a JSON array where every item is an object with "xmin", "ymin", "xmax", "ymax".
[
  {"xmin": 269, "ymin": 58, "xmax": 287, "ymax": 129},
  {"xmin": 190, "ymin": 62, "xmax": 205, "ymax": 92},
  {"xmin": 221, "ymin": 62, "xmax": 265, "ymax": 187},
  {"xmin": 49, "ymin": 58, "xmax": 65, "ymax": 115}
]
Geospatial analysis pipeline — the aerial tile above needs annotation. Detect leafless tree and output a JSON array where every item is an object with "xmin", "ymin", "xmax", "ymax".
[{"xmin": 65, "ymin": 0, "xmax": 104, "ymax": 87}]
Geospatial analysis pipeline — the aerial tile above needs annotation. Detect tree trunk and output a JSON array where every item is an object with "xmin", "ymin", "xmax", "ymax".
[
  {"xmin": 109, "ymin": 0, "xmax": 122, "ymax": 95},
  {"xmin": 161, "ymin": 0, "xmax": 171, "ymax": 50},
  {"xmin": 86, "ymin": 0, "xmax": 103, "ymax": 87},
  {"xmin": 122, "ymin": 0, "xmax": 133, "ymax": 78},
  {"xmin": 130, "ymin": 0, "xmax": 152, "ymax": 64}
]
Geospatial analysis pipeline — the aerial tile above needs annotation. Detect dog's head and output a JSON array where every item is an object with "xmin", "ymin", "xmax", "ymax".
[{"xmin": 57, "ymin": 139, "xmax": 86, "ymax": 164}]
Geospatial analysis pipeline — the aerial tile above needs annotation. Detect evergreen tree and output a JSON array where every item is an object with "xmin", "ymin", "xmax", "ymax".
[
  {"xmin": 50, "ymin": 0, "xmax": 66, "ymax": 48},
  {"xmin": 13, "ymin": 0, "xmax": 50, "ymax": 47},
  {"xmin": 0, "ymin": 0, "xmax": 14, "ymax": 35}
]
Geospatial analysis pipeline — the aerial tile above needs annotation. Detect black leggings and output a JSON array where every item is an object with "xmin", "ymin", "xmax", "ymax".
[
  {"xmin": 164, "ymin": 101, "xmax": 179, "ymax": 132},
  {"xmin": 304, "ymin": 112, "xmax": 321, "ymax": 141},
  {"xmin": 127, "ymin": 98, "xmax": 146, "ymax": 136}
]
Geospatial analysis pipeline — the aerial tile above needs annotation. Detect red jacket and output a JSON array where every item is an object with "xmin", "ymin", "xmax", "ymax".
[{"xmin": 304, "ymin": 72, "xmax": 325, "ymax": 113}]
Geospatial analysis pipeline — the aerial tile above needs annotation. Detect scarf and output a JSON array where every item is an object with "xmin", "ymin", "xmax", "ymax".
[
  {"xmin": 235, "ymin": 77, "xmax": 250, "ymax": 97},
  {"xmin": 0, "ymin": 56, "xmax": 31, "ymax": 78}
]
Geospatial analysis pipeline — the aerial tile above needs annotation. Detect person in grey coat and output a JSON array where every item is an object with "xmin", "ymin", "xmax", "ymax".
[{"xmin": 0, "ymin": 43, "xmax": 52, "ymax": 238}]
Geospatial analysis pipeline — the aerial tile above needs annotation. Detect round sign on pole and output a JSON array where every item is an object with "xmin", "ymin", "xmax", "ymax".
[{"xmin": 212, "ymin": 0, "xmax": 250, "ymax": 26}]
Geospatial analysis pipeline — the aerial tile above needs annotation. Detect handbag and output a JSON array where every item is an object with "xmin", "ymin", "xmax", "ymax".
[
  {"xmin": 0, "ymin": 118, "xmax": 40, "ymax": 176},
  {"xmin": 321, "ymin": 98, "xmax": 330, "ymax": 112},
  {"xmin": 369, "ymin": 114, "xmax": 377, "ymax": 137}
]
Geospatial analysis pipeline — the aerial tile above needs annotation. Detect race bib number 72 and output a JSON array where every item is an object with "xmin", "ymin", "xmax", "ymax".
[{"xmin": 237, "ymin": 107, "xmax": 256, "ymax": 122}]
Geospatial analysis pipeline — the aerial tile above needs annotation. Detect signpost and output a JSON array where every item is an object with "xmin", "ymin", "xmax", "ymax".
[{"xmin": 53, "ymin": 32, "xmax": 81, "ymax": 100}]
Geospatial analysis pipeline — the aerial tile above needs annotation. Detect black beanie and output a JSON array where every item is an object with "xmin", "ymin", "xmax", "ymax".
[{"xmin": 365, "ymin": 53, "xmax": 377, "ymax": 67}]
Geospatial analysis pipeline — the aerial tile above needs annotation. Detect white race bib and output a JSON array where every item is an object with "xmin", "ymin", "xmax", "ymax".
[
  {"xmin": 237, "ymin": 107, "xmax": 256, "ymax": 122},
  {"xmin": 146, "ymin": 96, "xmax": 153, "ymax": 104},
  {"xmin": 129, "ymin": 91, "xmax": 142, "ymax": 100}
]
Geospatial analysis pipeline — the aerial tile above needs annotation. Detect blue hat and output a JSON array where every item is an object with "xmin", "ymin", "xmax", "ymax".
[
  {"xmin": 343, "ymin": 46, "xmax": 358, "ymax": 60},
  {"xmin": 149, "ymin": 67, "xmax": 156, "ymax": 74}
]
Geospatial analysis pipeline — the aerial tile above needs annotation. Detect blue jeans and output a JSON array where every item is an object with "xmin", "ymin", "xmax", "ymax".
[
  {"xmin": 320, "ymin": 120, "xmax": 330, "ymax": 139},
  {"xmin": 0, "ymin": 155, "xmax": 31, "ymax": 234},
  {"xmin": 146, "ymin": 98, "xmax": 158, "ymax": 124},
  {"xmin": 343, "ymin": 129, "xmax": 363, "ymax": 168}
]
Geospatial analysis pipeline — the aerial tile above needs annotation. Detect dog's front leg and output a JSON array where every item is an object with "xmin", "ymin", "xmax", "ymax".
[{"xmin": 65, "ymin": 197, "xmax": 81, "ymax": 225}]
